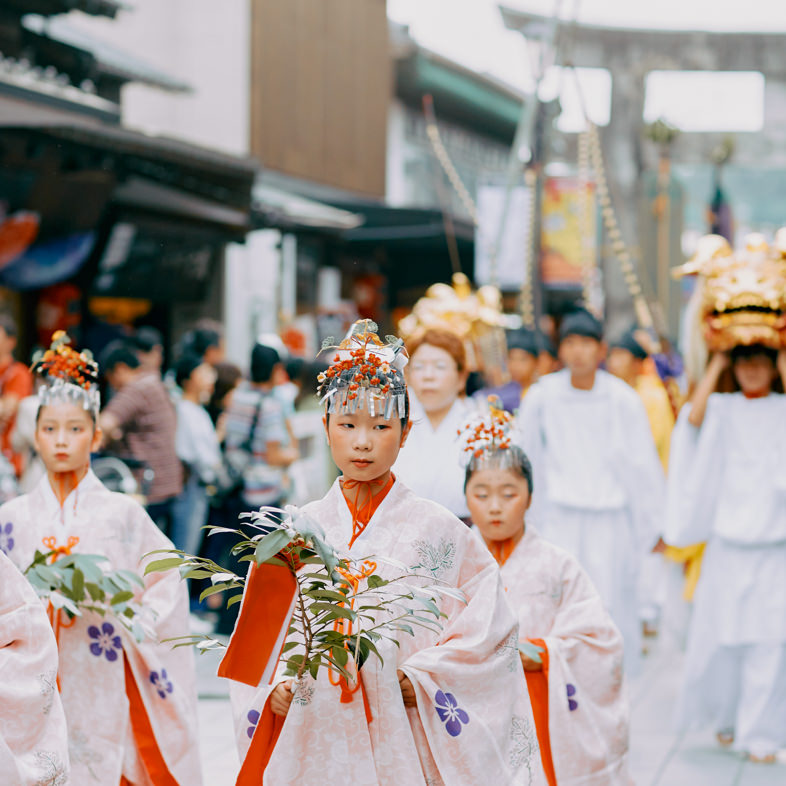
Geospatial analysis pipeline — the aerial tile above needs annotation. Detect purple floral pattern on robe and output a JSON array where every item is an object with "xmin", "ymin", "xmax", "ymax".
[
  {"xmin": 246, "ymin": 709, "xmax": 260, "ymax": 739},
  {"xmin": 87, "ymin": 622, "xmax": 122, "ymax": 662},
  {"xmin": 434, "ymin": 690, "xmax": 470, "ymax": 737},
  {"xmin": 0, "ymin": 521, "xmax": 14, "ymax": 554},
  {"xmin": 149, "ymin": 669, "xmax": 174, "ymax": 699},
  {"xmin": 567, "ymin": 683, "xmax": 578, "ymax": 711}
]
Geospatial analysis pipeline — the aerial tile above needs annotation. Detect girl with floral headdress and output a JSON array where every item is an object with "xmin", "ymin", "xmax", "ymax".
[
  {"xmin": 461, "ymin": 400, "xmax": 631, "ymax": 785},
  {"xmin": 222, "ymin": 320, "xmax": 546, "ymax": 785},
  {"xmin": 0, "ymin": 332, "xmax": 202, "ymax": 784}
]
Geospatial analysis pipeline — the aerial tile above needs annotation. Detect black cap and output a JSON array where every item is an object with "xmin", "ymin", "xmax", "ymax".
[
  {"xmin": 610, "ymin": 328, "xmax": 648, "ymax": 360},
  {"xmin": 505, "ymin": 327, "xmax": 540, "ymax": 357},
  {"xmin": 558, "ymin": 309, "xmax": 603, "ymax": 343}
]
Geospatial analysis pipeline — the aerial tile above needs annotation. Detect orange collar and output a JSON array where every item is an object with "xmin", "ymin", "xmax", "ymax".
[{"xmin": 340, "ymin": 474, "xmax": 395, "ymax": 548}]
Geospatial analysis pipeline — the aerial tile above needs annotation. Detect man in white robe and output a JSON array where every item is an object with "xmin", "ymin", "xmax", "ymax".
[
  {"xmin": 665, "ymin": 346, "xmax": 786, "ymax": 760},
  {"xmin": 515, "ymin": 310, "xmax": 665, "ymax": 670},
  {"xmin": 0, "ymin": 550, "xmax": 70, "ymax": 785}
]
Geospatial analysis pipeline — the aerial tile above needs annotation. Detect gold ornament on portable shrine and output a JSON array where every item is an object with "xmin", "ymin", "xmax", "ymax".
[{"xmin": 672, "ymin": 231, "xmax": 786, "ymax": 352}]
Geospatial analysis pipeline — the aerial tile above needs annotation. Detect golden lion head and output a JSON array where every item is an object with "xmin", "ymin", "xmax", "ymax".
[{"xmin": 673, "ymin": 232, "xmax": 786, "ymax": 351}]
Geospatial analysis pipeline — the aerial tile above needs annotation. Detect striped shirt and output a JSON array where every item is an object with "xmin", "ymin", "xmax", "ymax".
[{"xmin": 103, "ymin": 372, "xmax": 183, "ymax": 503}]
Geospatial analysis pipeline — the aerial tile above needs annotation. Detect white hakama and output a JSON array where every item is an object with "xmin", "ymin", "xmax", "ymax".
[{"xmin": 666, "ymin": 393, "xmax": 786, "ymax": 757}]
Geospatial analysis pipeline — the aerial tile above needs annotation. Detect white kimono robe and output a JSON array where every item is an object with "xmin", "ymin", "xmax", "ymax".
[
  {"xmin": 228, "ymin": 478, "xmax": 546, "ymax": 785},
  {"xmin": 394, "ymin": 397, "xmax": 474, "ymax": 519},
  {"xmin": 0, "ymin": 471, "xmax": 202, "ymax": 784},
  {"xmin": 665, "ymin": 393, "xmax": 786, "ymax": 756},
  {"xmin": 499, "ymin": 527, "xmax": 631, "ymax": 785},
  {"xmin": 514, "ymin": 370, "xmax": 665, "ymax": 670},
  {"xmin": 0, "ymin": 551, "xmax": 70, "ymax": 786}
]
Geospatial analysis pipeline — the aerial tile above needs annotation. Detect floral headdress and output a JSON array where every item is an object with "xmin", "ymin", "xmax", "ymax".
[
  {"xmin": 32, "ymin": 331, "xmax": 100, "ymax": 417},
  {"xmin": 457, "ymin": 397, "xmax": 520, "ymax": 471},
  {"xmin": 317, "ymin": 319, "xmax": 408, "ymax": 419}
]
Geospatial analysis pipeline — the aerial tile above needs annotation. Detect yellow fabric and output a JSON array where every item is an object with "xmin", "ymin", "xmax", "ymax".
[
  {"xmin": 635, "ymin": 373, "xmax": 675, "ymax": 471},
  {"xmin": 664, "ymin": 543, "xmax": 706, "ymax": 601}
]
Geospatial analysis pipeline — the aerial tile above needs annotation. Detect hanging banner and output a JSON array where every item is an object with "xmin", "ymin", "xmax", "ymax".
[{"xmin": 540, "ymin": 177, "xmax": 597, "ymax": 289}]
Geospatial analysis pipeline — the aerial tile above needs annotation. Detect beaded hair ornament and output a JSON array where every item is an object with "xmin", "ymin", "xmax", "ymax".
[
  {"xmin": 458, "ymin": 397, "xmax": 520, "ymax": 471},
  {"xmin": 32, "ymin": 331, "xmax": 100, "ymax": 417},
  {"xmin": 317, "ymin": 319, "xmax": 408, "ymax": 419}
]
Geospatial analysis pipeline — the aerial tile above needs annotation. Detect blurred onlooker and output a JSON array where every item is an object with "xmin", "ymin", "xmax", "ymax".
[
  {"xmin": 206, "ymin": 361, "xmax": 243, "ymax": 439},
  {"xmin": 130, "ymin": 326, "xmax": 164, "ymax": 376},
  {"xmin": 214, "ymin": 344, "xmax": 298, "ymax": 635},
  {"xmin": 0, "ymin": 314, "xmax": 33, "ymax": 476},
  {"xmin": 179, "ymin": 319, "xmax": 225, "ymax": 366},
  {"xmin": 10, "ymin": 379, "xmax": 46, "ymax": 493},
  {"xmin": 222, "ymin": 343, "xmax": 298, "ymax": 512},
  {"xmin": 98, "ymin": 341, "xmax": 183, "ymax": 532},
  {"xmin": 171, "ymin": 353, "xmax": 220, "ymax": 556}
]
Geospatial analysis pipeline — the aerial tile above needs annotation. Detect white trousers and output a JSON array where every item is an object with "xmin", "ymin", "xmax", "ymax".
[{"xmin": 711, "ymin": 644, "xmax": 786, "ymax": 757}]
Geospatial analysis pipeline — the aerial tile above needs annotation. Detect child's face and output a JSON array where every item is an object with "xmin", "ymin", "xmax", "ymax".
[
  {"xmin": 559, "ymin": 334, "xmax": 605, "ymax": 378},
  {"xmin": 507, "ymin": 348, "xmax": 538, "ymax": 387},
  {"xmin": 35, "ymin": 403, "xmax": 101, "ymax": 475},
  {"xmin": 733, "ymin": 354, "xmax": 777, "ymax": 395},
  {"xmin": 325, "ymin": 406, "xmax": 410, "ymax": 482},
  {"xmin": 465, "ymin": 467, "xmax": 530, "ymax": 542}
]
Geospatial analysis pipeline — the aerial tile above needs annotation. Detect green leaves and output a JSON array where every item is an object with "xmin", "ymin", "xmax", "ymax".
[
  {"xmin": 141, "ymin": 505, "xmax": 450, "ymax": 686},
  {"xmin": 24, "ymin": 550, "xmax": 146, "ymax": 640},
  {"xmin": 253, "ymin": 528, "xmax": 292, "ymax": 565}
]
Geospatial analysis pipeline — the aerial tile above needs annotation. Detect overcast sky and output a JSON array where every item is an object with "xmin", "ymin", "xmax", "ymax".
[{"xmin": 387, "ymin": 0, "xmax": 783, "ymax": 131}]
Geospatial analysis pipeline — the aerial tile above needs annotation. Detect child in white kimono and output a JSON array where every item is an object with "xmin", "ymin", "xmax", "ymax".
[
  {"xmin": 1, "ymin": 550, "xmax": 70, "ymax": 785},
  {"xmin": 0, "ymin": 333, "xmax": 202, "ymax": 784},
  {"xmin": 461, "ymin": 402, "xmax": 631, "ymax": 785},
  {"xmin": 221, "ymin": 321, "xmax": 545, "ymax": 785},
  {"xmin": 666, "ymin": 344, "xmax": 786, "ymax": 762}
]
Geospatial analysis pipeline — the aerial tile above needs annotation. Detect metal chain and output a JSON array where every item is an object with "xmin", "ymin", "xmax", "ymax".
[{"xmin": 585, "ymin": 122, "xmax": 654, "ymax": 329}]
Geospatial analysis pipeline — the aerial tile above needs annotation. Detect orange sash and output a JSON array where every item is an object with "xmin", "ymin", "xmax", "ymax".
[
  {"xmin": 524, "ymin": 638, "xmax": 557, "ymax": 786},
  {"xmin": 217, "ymin": 562, "xmax": 298, "ymax": 687},
  {"xmin": 124, "ymin": 655, "xmax": 178, "ymax": 785}
]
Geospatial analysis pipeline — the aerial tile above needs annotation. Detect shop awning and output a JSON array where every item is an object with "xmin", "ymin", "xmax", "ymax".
[{"xmin": 253, "ymin": 183, "xmax": 363, "ymax": 233}]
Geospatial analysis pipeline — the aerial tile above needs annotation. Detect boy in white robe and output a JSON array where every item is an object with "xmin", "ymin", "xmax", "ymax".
[
  {"xmin": 0, "ymin": 333, "xmax": 202, "ymax": 784},
  {"xmin": 461, "ymin": 403, "xmax": 631, "ymax": 785},
  {"xmin": 0, "ymin": 550, "xmax": 70, "ymax": 785},
  {"xmin": 515, "ymin": 310, "xmax": 665, "ymax": 670},
  {"xmin": 221, "ymin": 321, "xmax": 545, "ymax": 785},
  {"xmin": 666, "ymin": 344, "xmax": 786, "ymax": 762}
]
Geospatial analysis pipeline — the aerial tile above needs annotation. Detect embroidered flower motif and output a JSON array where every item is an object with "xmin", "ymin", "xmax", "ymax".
[
  {"xmin": 510, "ymin": 715, "xmax": 538, "ymax": 778},
  {"xmin": 0, "ymin": 521, "xmax": 14, "ymax": 554},
  {"xmin": 87, "ymin": 621, "xmax": 122, "ymax": 662},
  {"xmin": 149, "ymin": 669, "xmax": 174, "ymax": 699},
  {"xmin": 246, "ymin": 709, "xmax": 260, "ymax": 739},
  {"xmin": 33, "ymin": 750, "xmax": 68, "ymax": 786},
  {"xmin": 434, "ymin": 690, "xmax": 469, "ymax": 737},
  {"xmin": 37, "ymin": 671, "xmax": 57, "ymax": 716},
  {"xmin": 567, "ymin": 683, "xmax": 578, "ymax": 711},
  {"xmin": 412, "ymin": 538, "xmax": 456, "ymax": 580},
  {"xmin": 495, "ymin": 631, "xmax": 519, "ymax": 673}
]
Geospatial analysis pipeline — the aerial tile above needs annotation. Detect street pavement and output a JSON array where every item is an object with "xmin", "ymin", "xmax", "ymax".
[{"xmin": 193, "ymin": 627, "xmax": 786, "ymax": 785}]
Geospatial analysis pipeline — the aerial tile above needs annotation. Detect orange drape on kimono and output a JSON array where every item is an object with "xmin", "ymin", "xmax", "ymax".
[{"xmin": 525, "ymin": 638, "xmax": 557, "ymax": 786}]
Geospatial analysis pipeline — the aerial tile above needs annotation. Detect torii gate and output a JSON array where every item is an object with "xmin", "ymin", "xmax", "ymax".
[{"xmin": 499, "ymin": 4, "xmax": 786, "ymax": 336}]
